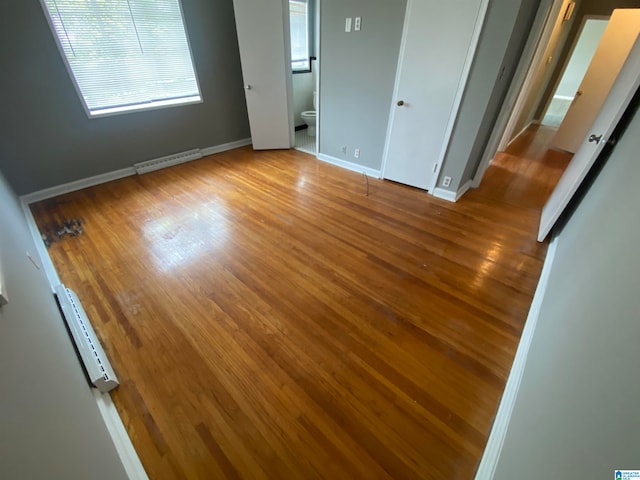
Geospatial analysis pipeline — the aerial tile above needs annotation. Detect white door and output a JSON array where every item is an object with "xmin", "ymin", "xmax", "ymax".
[
  {"xmin": 553, "ymin": 9, "xmax": 640, "ymax": 153},
  {"xmin": 382, "ymin": 0, "xmax": 486, "ymax": 190},
  {"xmin": 539, "ymin": 34, "xmax": 640, "ymax": 241},
  {"xmin": 232, "ymin": 0, "xmax": 293, "ymax": 150}
]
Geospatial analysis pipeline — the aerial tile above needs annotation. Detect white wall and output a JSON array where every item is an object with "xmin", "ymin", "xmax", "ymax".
[
  {"xmin": 555, "ymin": 18, "xmax": 608, "ymax": 98},
  {"xmin": 492, "ymin": 103, "xmax": 640, "ymax": 478},
  {"xmin": 0, "ymin": 168, "xmax": 128, "ymax": 479}
]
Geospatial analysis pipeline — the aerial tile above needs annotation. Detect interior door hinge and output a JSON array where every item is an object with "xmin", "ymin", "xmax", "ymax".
[{"xmin": 433, "ymin": 163, "xmax": 438, "ymax": 173}]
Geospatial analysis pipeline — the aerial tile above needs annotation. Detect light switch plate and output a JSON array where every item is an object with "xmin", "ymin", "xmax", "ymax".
[{"xmin": 345, "ymin": 17, "xmax": 352, "ymax": 32}]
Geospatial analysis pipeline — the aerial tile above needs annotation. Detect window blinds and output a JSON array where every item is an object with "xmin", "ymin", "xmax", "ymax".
[{"xmin": 42, "ymin": 0, "xmax": 201, "ymax": 116}]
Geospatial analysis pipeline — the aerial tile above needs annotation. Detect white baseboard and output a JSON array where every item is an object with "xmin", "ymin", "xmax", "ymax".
[
  {"xmin": 19, "ymin": 197, "xmax": 148, "ymax": 479},
  {"xmin": 317, "ymin": 153, "xmax": 381, "ymax": 178},
  {"xmin": 475, "ymin": 235, "xmax": 559, "ymax": 479},
  {"xmin": 93, "ymin": 389, "xmax": 149, "ymax": 480},
  {"xmin": 432, "ymin": 180, "xmax": 472, "ymax": 203},
  {"xmin": 552, "ymin": 94, "xmax": 574, "ymax": 101},
  {"xmin": 20, "ymin": 138, "xmax": 254, "ymax": 205},
  {"xmin": 201, "ymin": 137, "xmax": 252, "ymax": 156},
  {"xmin": 21, "ymin": 167, "xmax": 137, "ymax": 205}
]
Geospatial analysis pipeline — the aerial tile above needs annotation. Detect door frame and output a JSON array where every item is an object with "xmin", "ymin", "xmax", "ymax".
[
  {"xmin": 537, "ymin": 14, "xmax": 611, "ymax": 126},
  {"xmin": 471, "ymin": 0, "xmax": 562, "ymax": 188},
  {"xmin": 380, "ymin": 0, "xmax": 489, "ymax": 192}
]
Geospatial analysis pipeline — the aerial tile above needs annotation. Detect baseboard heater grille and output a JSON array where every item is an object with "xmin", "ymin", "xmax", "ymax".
[
  {"xmin": 55, "ymin": 284, "xmax": 119, "ymax": 393},
  {"xmin": 133, "ymin": 148, "xmax": 203, "ymax": 174}
]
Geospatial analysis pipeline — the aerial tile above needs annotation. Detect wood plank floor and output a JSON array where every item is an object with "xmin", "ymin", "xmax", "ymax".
[{"xmin": 31, "ymin": 125, "xmax": 570, "ymax": 479}]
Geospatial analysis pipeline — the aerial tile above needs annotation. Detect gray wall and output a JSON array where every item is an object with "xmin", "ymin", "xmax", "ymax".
[
  {"xmin": 535, "ymin": 0, "xmax": 640, "ymax": 120},
  {"xmin": 0, "ymin": 167, "xmax": 129, "ymax": 479},
  {"xmin": 0, "ymin": 0, "xmax": 250, "ymax": 195},
  {"xmin": 493, "ymin": 103, "xmax": 640, "ymax": 478},
  {"xmin": 438, "ymin": 0, "xmax": 542, "ymax": 192},
  {"xmin": 319, "ymin": 0, "xmax": 405, "ymax": 170}
]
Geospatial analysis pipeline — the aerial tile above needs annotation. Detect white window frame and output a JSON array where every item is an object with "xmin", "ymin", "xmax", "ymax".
[{"xmin": 39, "ymin": 0, "xmax": 203, "ymax": 118}]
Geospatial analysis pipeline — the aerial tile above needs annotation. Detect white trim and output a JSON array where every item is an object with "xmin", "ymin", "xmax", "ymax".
[
  {"xmin": 20, "ymin": 200, "xmax": 61, "ymax": 289},
  {"xmin": 497, "ymin": 0, "xmax": 565, "ymax": 152},
  {"xmin": 552, "ymin": 94, "xmax": 575, "ymax": 101},
  {"xmin": 475, "ymin": 235, "xmax": 559, "ymax": 479},
  {"xmin": 427, "ymin": 0, "xmax": 489, "ymax": 193},
  {"xmin": 503, "ymin": 120, "xmax": 537, "ymax": 150},
  {"xmin": 472, "ymin": 0, "xmax": 556, "ymax": 188},
  {"xmin": 200, "ymin": 137, "xmax": 252, "ymax": 156},
  {"xmin": 537, "ymin": 15, "xmax": 611, "ymax": 123},
  {"xmin": 38, "ymin": 0, "xmax": 203, "ymax": 121},
  {"xmin": 432, "ymin": 179, "xmax": 473, "ymax": 203},
  {"xmin": 20, "ymin": 139, "xmax": 253, "ymax": 205},
  {"xmin": 316, "ymin": 153, "xmax": 381, "ymax": 178},
  {"xmin": 19, "ymin": 198, "xmax": 148, "ymax": 479},
  {"xmin": 381, "ymin": 0, "xmax": 489, "ymax": 192},
  {"xmin": 93, "ymin": 389, "xmax": 149, "ymax": 480},
  {"xmin": 21, "ymin": 167, "xmax": 136, "ymax": 205}
]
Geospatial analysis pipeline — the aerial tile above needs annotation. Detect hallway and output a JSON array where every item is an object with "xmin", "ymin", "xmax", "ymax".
[{"xmin": 471, "ymin": 124, "xmax": 572, "ymax": 211}]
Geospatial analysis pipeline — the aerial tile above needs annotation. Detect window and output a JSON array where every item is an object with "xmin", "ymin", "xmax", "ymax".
[
  {"xmin": 41, "ymin": 0, "xmax": 201, "ymax": 117},
  {"xmin": 289, "ymin": 0, "xmax": 311, "ymax": 72}
]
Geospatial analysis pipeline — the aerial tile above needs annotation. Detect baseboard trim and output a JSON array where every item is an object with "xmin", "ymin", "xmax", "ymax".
[
  {"xmin": 432, "ymin": 180, "xmax": 472, "ymax": 202},
  {"xmin": 20, "ymin": 138, "xmax": 254, "ymax": 205},
  {"xmin": 21, "ymin": 167, "xmax": 136, "ymax": 205},
  {"xmin": 474, "ymin": 235, "xmax": 559, "ymax": 479},
  {"xmin": 93, "ymin": 389, "xmax": 149, "ymax": 480},
  {"xmin": 200, "ymin": 137, "xmax": 252, "ymax": 156},
  {"xmin": 317, "ymin": 153, "xmax": 381, "ymax": 178},
  {"xmin": 552, "ymin": 94, "xmax": 574, "ymax": 101},
  {"xmin": 504, "ymin": 120, "xmax": 536, "ymax": 150},
  {"xmin": 20, "ymin": 197, "xmax": 148, "ymax": 479}
]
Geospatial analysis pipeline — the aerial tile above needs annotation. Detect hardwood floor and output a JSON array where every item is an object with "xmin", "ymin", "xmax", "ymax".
[{"xmin": 31, "ymin": 125, "xmax": 570, "ymax": 479}]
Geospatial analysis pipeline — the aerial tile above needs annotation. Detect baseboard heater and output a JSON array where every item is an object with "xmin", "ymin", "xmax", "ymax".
[
  {"xmin": 55, "ymin": 284, "xmax": 119, "ymax": 393},
  {"xmin": 133, "ymin": 148, "xmax": 203, "ymax": 174}
]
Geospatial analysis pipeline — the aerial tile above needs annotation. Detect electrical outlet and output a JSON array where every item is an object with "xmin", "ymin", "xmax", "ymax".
[
  {"xmin": 442, "ymin": 176, "xmax": 452, "ymax": 188},
  {"xmin": 354, "ymin": 148, "xmax": 360, "ymax": 159},
  {"xmin": 341, "ymin": 146, "xmax": 347, "ymax": 155},
  {"xmin": 354, "ymin": 17, "xmax": 361, "ymax": 31}
]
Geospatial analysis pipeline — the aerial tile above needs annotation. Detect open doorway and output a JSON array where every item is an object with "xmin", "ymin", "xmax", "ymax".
[
  {"xmin": 289, "ymin": 0, "xmax": 319, "ymax": 155},
  {"xmin": 540, "ymin": 16, "xmax": 608, "ymax": 127},
  {"xmin": 473, "ymin": 1, "xmax": 640, "ymax": 191}
]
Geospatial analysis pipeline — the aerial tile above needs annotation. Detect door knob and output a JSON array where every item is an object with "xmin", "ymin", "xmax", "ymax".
[
  {"xmin": 575, "ymin": 90, "xmax": 583, "ymax": 96},
  {"xmin": 245, "ymin": 85, "xmax": 252, "ymax": 90},
  {"xmin": 588, "ymin": 134, "xmax": 603, "ymax": 144},
  {"xmin": 397, "ymin": 100, "xmax": 405, "ymax": 106}
]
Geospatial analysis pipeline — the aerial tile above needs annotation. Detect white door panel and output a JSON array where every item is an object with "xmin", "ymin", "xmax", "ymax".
[
  {"xmin": 553, "ymin": 9, "xmax": 640, "ymax": 153},
  {"xmin": 233, "ymin": 0, "xmax": 293, "ymax": 150},
  {"xmin": 539, "ymin": 34, "xmax": 640, "ymax": 241},
  {"xmin": 383, "ymin": 0, "xmax": 484, "ymax": 190}
]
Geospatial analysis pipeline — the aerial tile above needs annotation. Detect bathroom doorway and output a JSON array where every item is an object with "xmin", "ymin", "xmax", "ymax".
[{"xmin": 289, "ymin": 0, "xmax": 318, "ymax": 155}]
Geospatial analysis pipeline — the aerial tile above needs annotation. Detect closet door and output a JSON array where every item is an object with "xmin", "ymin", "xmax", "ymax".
[
  {"xmin": 232, "ymin": 0, "xmax": 293, "ymax": 149},
  {"xmin": 382, "ymin": 0, "xmax": 486, "ymax": 190}
]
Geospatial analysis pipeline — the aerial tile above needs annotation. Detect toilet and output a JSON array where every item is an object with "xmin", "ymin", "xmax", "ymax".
[{"xmin": 301, "ymin": 92, "xmax": 317, "ymax": 136}]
